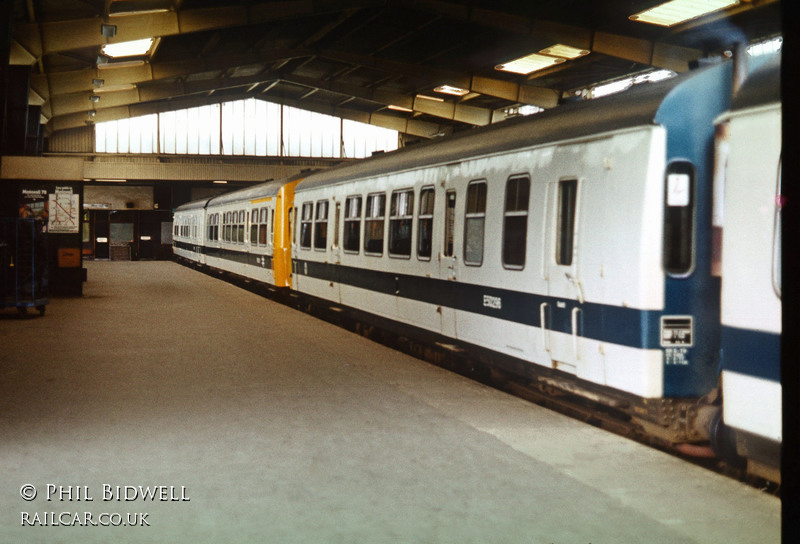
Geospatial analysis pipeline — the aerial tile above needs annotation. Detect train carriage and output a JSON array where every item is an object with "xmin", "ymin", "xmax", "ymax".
[
  {"xmin": 290, "ymin": 60, "xmax": 735, "ymax": 443},
  {"xmin": 175, "ymin": 176, "xmax": 302, "ymax": 288},
  {"xmin": 714, "ymin": 57, "xmax": 781, "ymax": 482},
  {"xmin": 172, "ymin": 198, "xmax": 209, "ymax": 264},
  {"xmin": 172, "ymin": 56, "xmax": 783, "ymax": 480}
]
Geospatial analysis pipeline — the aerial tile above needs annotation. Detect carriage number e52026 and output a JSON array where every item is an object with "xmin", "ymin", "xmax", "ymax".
[{"xmin": 483, "ymin": 295, "xmax": 502, "ymax": 310}]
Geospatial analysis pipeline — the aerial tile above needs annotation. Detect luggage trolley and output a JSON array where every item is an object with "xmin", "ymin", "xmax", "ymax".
[{"xmin": 1, "ymin": 218, "xmax": 48, "ymax": 316}]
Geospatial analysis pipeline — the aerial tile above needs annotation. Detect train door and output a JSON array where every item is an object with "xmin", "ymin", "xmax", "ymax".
[
  {"xmin": 437, "ymin": 180, "xmax": 458, "ymax": 339},
  {"xmin": 543, "ymin": 177, "xmax": 583, "ymax": 374},
  {"xmin": 330, "ymin": 197, "xmax": 342, "ymax": 304}
]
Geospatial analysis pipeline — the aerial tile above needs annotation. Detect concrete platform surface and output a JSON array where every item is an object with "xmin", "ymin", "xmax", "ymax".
[{"xmin": 0, "ymin": 261, "xmax": 780, "ymax": 543}]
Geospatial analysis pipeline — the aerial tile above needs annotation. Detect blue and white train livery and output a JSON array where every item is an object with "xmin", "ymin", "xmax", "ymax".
[{"xmin": 174, "ymin": 56, "xmax": 781, "ymax": 482}]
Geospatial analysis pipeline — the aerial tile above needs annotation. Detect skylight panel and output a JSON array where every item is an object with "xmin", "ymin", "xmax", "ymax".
[
  {"xmin": 747, "ymin": 36, "xmax": 782, "ymax": 57},
  {"xmin": 629, "ymin": 0, "xmax": 739, "ymax": 27},
  {"xmin": 495, "ymin": 53, "xmax": 565, "ymax": 75},
  {"xmin": 101, "ymin": 38, "xmax": 155, "ymax": 58}
]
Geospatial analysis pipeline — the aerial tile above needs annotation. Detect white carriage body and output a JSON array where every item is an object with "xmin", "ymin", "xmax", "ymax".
[
  {"xmin": 718, "ymin": 99, "xmax": 782, "ymax": 443},
  {"xmin": 292, "ymin": 125, "xmax": 669, "ymax": 398},
  {"xmin": 172, "ymin": 204, "xmax": 206, "ymax": 264}
]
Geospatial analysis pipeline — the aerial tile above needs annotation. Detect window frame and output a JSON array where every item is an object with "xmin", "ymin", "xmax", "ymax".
[
  {"xmin": 556, "ymin": 178, "xmax": 578, "ymax": 267},
  {"xmin": 463, "ymin": 180, "xmax": 487, "ymax": 267},
  {"xmin": 314, "ymin": 199, "xmax": 329, "ymax": 251},
  {"xmin": 502, "ymin": 175, "xmax": 530, "ymax": 270},
  {"xmin": 443, "ymin": 189, "xmax": 456, "ymax": 258},
  {"xmin": 299, "ymin": 201, "xmax": 313, "ymax": 250},
  {"xmin": 416, "ymin": 186, "xmax": 435, "ymax": 261},
  {"xmin": 258, "ymin": 207, "xmax": 268, "ymax": 246},
  {"xmin": 343, "ymin": 195, "xmax": 362, "ymax": 254},
  {"xmin": 662, "ymin": 161, "xmax": 695, "ymax": 277},
  {"xmin": 389, "ymin": 188, "xmax": 414, "ymax": 259},
  {"xmin": 364, "ymin": 192, "xmax": 386, "ymax": 256}
]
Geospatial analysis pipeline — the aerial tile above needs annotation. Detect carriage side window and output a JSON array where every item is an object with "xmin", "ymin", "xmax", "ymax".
[
  {"xmin": 417, "ymin": 187, "xmax": 435, "ymax": 260},
  {"xmin": 258, "ymin": 207, "xmax": 268, "ymax": 246},
  {"xmin": 269, "ymin": 208, "xmax": 275, "ymax": 243},
  {"xmin": 389, "ymin": 189, "xmax": 414, "ymax": 257},
  {"xmin": 238, "ymin": 210, "xmax": 245, "ymax": 244},
  {"xmin": 663, "ymin": 161, "xmax": 694, "ymax": 275},
  {"xmin": 300, "ymin": 202, "xmax": 313, "ymax": 249},
  {"xmin": 503, "ymin": 176, "xmax": 529, "ymax": 269},
  {"xmin": 231, "ymin": 212, "xmax": 238, "ymax": 243},
  {"xmin": 464, "ymin": 180, "xmax": 487, "ymax": 266},
  {"xmin": 344, "ymin": 195, "xmax": 362, "ymax": 253},
  {"xmin": 333, "ymin": 202, "xmax": 341, "ymax": 248},
  {"xmin": 556, "ymin": 179, "xmax": 578, "ymax": 266},
  {"xmin": 225, "ymin": 212, "xmax": 232, "ymax": 242},
  {"xmin": 213, "ymin": 214, "xmax": 219, "ymax": 241},
  {"xmin": 314, "ymin": 200, "xmax": 329, "ymax": 250},
  {"xmin": 443, "ymin": 189, "xmax": 456, "ymax": 257},
  {"xmin": 364, "ymin": 193, "xmax": 386, "ymax": 256},
  {"xmin": 251, "ymin": 208, "xmax": 259, "ymax": 245}
]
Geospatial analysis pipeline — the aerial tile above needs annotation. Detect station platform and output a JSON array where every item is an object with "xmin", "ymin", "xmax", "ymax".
[{"xmin": 1, "ymin": 261, "xmax": 780, "ymax": 543}]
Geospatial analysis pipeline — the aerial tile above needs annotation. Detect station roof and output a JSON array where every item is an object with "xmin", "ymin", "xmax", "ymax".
[{"xmin": 10, "ymin": 0, "xmax": 782, "ymax": 140}]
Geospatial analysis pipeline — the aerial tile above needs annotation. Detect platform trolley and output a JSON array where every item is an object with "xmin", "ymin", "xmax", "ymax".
[{"xmin": 1, "ymin": 218, "xmax": 48, "ymax": 316}]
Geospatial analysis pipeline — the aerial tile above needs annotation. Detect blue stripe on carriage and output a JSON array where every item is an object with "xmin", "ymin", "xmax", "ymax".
[
  {"xmin": 292, "ymin": 258, "xmax": 663, "ymax": 351},
  {"xmin": 721, "ymin": 325, "xmax": 780, "ymax": 383},
  {"xmin": 174, "ymin": 241, "xmax": 274, "ymax": 269}
]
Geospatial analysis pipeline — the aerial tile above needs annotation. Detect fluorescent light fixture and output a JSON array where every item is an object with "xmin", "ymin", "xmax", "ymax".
[
  {"xmin": 632, "ymin": 69, "xmax": 676, "ymax": 84},
  {"xmin": 110, "ymin": 8, "xmax": 170, "ymax": 17},
  {"xmin": 93, "ymin": 83, "xmax": 136, "ymax": 94},
  {"xmin": 95, "ymin": 179, "xmax": 127, "ymax": 183},
  {"xmin": 629, "ymin": 0, "xmax": 739, "ymax": 27},
  {"xmin": 538, "ymin": 44, "xmax": 590, "ymax": 60},
  {"xmin": 109, "ymin": 0, "xmax": 171, "ymax": 17},
  {"xmin": 591, "ymin": 78, "xmax": 633, "ymax": 98},
  {"xmin": 518, "ymin": 105, "xmax": 544, "ymax": 116},
  {"xmin": 213, "ymin": 180, "xmax": 228, "ymax": 184},
  {"xmin": 434, "ymin": 85, "xmax": 470, "ymax": 96},
  {"xmin": 416, "ymin": 94, "xmax": 445, "ymax": 102},
  {"xmin": 387, "ymin": 105, "xmax": 413, "ymax": 112},
  {"xmin": 505, "ymin": 104, "xmax": 544, "ymax": 118},
  {"xmin": 98, "ymin": 59, "xmax": 146, "ymax": 70},
  {"xmin": 101, "ymin": 37, "xmax": 154, "ymax": 58},
  {"xmin": 495, "ymin": 53, "xmax": 565, "ymax": 75}
]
